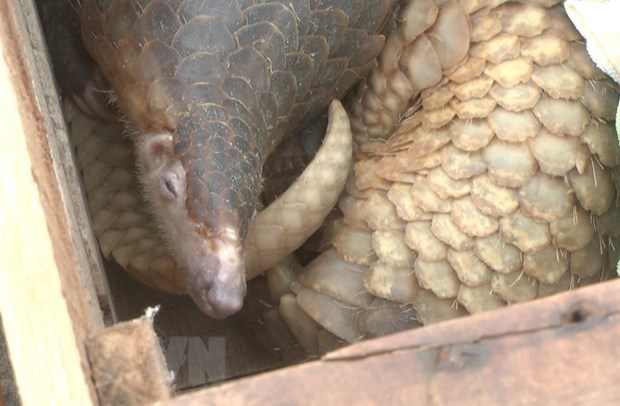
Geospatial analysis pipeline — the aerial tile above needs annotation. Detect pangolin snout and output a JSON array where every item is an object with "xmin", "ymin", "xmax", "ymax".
[
  {"xmin": 186, "ymin": 260, "xmax": 247, "ymax": 319},
  {"xmin": 185, "ymin": 233, "xmax": 247, "ymax": 319}
]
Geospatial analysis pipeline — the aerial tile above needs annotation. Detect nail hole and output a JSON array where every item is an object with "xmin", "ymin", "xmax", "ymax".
[
  {"xmin": 560, "ymin": 301, "xmax": 602, "ymax": 325},
  {"xmin": 569, "ymin": 308, "xmax": 588, "ymax": 323}
]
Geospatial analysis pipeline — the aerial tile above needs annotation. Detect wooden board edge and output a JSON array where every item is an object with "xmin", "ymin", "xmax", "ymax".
[
  {"xmin": 161, "ymin": 279, "xmax": 620, "ymax": 404},
  {"xmin": 86, "ymin": 317, "xmax": 172, "ymax": 405},
  {"xmin": 17, "ymin": 0, "xmax": 116, "ymax": 324},
  {"xmin": 0, "ymin": 0, "xmax": 105, "ymax": 403}
]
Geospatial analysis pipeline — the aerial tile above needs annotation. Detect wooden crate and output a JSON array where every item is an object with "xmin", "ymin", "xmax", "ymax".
[{"xmin": 2, "ymin": 0, "xmax": 620, "ymax": 404}]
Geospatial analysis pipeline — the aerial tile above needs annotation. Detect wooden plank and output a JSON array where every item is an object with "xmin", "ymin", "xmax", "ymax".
[
  {"xmin": 163, "ymin": 279, "xmax": 620, "ymax": 405},
  {"xmin": 0, "ymin": 0, "xmax": 105, "ymax": 403},
  {"xmin": 87, "ymin": 316, "xmax": 172, "ymax": 404},
  {"xmin": 25, "ymin": 0, "xmax": 115, "ymax": 323}
]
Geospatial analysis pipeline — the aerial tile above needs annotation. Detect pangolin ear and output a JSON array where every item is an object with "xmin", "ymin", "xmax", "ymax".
[{"xmin": 138, "ymin": 133, "xmax": 175, "ymax": 172}]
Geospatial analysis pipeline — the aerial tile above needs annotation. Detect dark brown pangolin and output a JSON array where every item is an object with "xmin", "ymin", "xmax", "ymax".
[{"xmin": 75, "ymin": 0, "xmax": 399, "ymax": 318}]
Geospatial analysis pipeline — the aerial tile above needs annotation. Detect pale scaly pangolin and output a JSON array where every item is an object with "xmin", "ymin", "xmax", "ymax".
[{"xmin": 263, "ymin": 0, "xmax": 620, "ymax": 353}]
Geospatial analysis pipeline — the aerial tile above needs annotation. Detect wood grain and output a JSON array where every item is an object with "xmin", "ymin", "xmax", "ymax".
[
  {"xmin": 28, "ymin": 0, "xmax": 115, "ymax": 324},
  {"xmin": 87, "ymin": 317, "xmax": 171, "ymax": 404},
  {"xmin": 0, "ymin": 0, "xmax": 106, "ymax": 403},
  {"xmin": 162, "ymin": 279, "xmax": 620, "ymax": 405}
]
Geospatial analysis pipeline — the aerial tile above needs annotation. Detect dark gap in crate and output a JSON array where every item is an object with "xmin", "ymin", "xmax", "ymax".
[{"xmin": 0, "ymin": 316, "xmax": 20, "ymax": 406}]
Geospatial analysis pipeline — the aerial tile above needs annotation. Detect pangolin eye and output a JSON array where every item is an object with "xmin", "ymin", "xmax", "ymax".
[{"xmin": 160, "ymin": 177, "xmax": 178, "ymax": 199}]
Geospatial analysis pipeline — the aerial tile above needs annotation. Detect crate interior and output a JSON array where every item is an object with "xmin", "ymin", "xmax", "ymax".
[{"xmin": 17, "ymin": 0, "xmax": 620, "ymax": 400}]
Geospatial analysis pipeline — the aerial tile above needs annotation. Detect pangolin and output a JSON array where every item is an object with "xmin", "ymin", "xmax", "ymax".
[
  {"xmin": 45, "ymin": 0, "xmax": 620, "ymax": 354},
  {"xmin": 72, "ymin": 0, "xmax": 399, "ymax": 318},
  {"xmin": 262, "ymin": 0, "xmax": 620, "ymax": 352}
]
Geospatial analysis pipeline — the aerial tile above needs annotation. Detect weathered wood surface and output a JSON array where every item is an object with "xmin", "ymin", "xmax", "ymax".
[
  {"xmin": 0, "ymin": 0, "xmax": 107, "ymax": 403},
  {"xmin": 87, "ymin": 316, "xmax": 172, "ymax": 404},
  {"xmin": 24, "ymin": 0, "xmax": 115, "ymax": 322},
  {"xmin": 164, "ymin": 279, "xmax": 620, "ymax": 405}
]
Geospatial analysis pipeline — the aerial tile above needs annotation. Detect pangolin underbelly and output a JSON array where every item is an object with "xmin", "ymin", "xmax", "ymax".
[{"xmin": 264, "ymin": 0, "xmax": 620, "ymax": 351}]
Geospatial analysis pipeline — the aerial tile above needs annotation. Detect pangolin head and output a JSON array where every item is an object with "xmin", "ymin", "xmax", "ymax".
[{"xmin": 136, "ymin": 111, "xmax": 262, "ymax": 319}]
